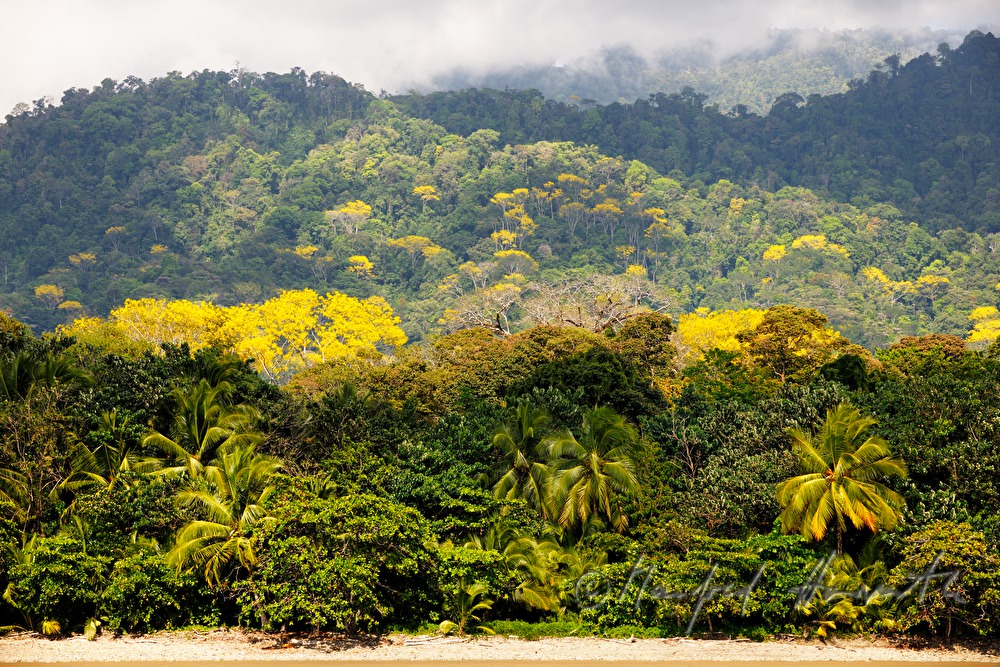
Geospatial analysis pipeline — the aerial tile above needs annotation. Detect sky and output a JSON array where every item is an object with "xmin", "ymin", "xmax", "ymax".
[{"xmin": 2, "ymin": 0, "xmax": 999, "ymax": 117}]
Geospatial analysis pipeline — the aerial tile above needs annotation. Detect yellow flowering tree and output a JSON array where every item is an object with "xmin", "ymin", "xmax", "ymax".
[
  {"xmin": 860, "ymin": 267, "xmax": 914, "ymax": 306},
  {"xmin": 413, "ymin": 185, "xmax": 440, "ymax": 213},
  {"xmin": 674, "ymin": 308, "xmax": 766, "ymax": 367},
  {"xmin": 34, "ymin": 284, "xmax": 66, "ymax": 310},
  {"xmin": 62, "ymin": 290, "xmax": 406, "ymax": 383},
  {"xmin": 915, "ymin": 275, "xmax": 950, "ymax": 308},
  {"xmin": 389, "ymin": 235, "xmax": 444, "ymax": 271},
  {"xmin": 967, "ymin": 306, "xmax": 1000, "ymax": 349},
  {"xmin": 347, "ymin": 255, "xmax": 374, "ymax": 279},
  {"xmin": 326, "ymin": 200, "xmax": 372, "ymax": 235}
]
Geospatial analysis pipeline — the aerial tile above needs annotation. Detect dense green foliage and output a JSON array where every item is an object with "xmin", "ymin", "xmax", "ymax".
[
  {"xmin": 1, "ymin": 31, "xmax": 1000, "ymax": 641},
  {"xmin": 0, "ymin": 307, "xmax": 998, "ymax": 640}
]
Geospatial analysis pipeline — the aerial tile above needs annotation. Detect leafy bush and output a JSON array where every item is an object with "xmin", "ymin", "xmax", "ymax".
[
  {"xmin": 488, "ymin": 619, "xmax": 594, "ymax": 639},
  {"xmin": 579, "ymin": 531, "xmax": 818, "ymax": 636},
  {"xmin": 434, "ymin": 544, "xmax": 508, "ymax": 609},
  {"xmin": 5, "ymin": 536, "xmax": 108, "ymax": 633},
  {"xmin": 102, "ymin": 551, "xmax": 219, "ymax": 633},
  {"xmin": 237, "ymin": 534, "xmax": 380, "ymax": 632},
  {"xmin": 237, "ymin": 491, "xmax": 437, "ymax": 632}
]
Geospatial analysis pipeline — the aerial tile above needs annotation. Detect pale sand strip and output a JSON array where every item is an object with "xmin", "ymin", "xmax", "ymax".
[{"xmin": 1, "ymin": 632, "xmax": 999, "ymax": 664}]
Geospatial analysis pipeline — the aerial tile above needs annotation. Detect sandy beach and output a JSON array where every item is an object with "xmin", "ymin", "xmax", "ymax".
[{"xmin": 1, "ymin": 631, "xmax": 999, "ymax": 664}]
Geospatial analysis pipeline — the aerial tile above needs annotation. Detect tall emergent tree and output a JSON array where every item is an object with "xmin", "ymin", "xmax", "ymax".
[{"xmin": 776, "ymin": 402, "xmax": 907, "ymax": 554}]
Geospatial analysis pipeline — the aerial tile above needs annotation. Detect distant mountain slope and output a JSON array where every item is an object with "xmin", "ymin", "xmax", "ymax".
[
  {"xmin": 430, "ymin": 28, "xmax": 968, "ymax": 114},
  {"xmin": 394, "ymin": 31, "xmax": 1000, "ymax": 233},
  {"xmin": 1, "ymin": 33, "xmax": 999, "ymax": 349}
]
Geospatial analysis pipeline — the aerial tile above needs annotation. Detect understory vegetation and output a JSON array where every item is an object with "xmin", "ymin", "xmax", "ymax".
[{"xmin": 1, "ymin": 306, "xmax": 999, "ymax": 640}]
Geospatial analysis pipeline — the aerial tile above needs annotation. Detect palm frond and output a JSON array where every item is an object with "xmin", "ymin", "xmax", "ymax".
[{"xmin": 777, "ymin": 402, "xmax": 907, "ymax": 551}]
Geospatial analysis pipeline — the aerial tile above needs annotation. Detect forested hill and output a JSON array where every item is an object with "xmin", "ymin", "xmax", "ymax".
[
  {"xmin": 1, "ymin": 31, "xmax": 1000, "ymax": 346},
  {"xmin": 394, "ymin": 31, "xmax": 1000, "ymax": 233}
]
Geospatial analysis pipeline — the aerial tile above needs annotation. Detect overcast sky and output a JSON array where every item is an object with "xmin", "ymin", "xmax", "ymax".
[{"xmin": 2, "ymin": 0, "xmax": 999, "ymax": 117}]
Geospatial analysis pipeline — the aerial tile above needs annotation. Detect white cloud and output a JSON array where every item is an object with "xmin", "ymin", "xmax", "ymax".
[{"xmin": 1, "ymin": 0, "xmax": 998, "ymax": 117}]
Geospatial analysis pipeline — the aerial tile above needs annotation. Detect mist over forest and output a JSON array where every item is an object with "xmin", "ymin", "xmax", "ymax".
[{"xmin": 430, "ymin": 26, "xmax": 972, "ymax": 113}]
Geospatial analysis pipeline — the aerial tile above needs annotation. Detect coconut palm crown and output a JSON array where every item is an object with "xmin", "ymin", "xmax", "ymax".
[
  {"xmin": 547, "ymin": 406, "xmax": 644, "ymax": 534},
  {"xmin": 489, "ymin": 400, "xmax": 552, "ymax": 512},
  {"xmin": 168, "ymin": 444, "xmax": 281, "ymax": 586},
  {"xmin": 144, "ymin": 379, "xmax": 262, "ymax": 477},
  {"xmin": 776, "ymin": 402, "xmax": 907, "ymax": 554}
]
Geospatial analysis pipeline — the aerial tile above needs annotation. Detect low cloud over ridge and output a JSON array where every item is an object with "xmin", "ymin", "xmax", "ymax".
[{"xmin": 2, "ymin": 0, "xmax": 999, "ymax": 116}]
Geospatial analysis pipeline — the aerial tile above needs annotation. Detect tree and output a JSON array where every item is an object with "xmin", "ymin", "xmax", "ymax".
[
  {"xmin": 612, "ymin": 311, "xmax": 677, "ymax": 391},
  {"xmin": 347, "ymin": 255, "xmax": 374, "ymax": 279},
  {"xmin": 738, "ymin": 305, "xmax": 850, "ymax": 382},
  {"xmin": 144, "ymin": 380, "xmax": 263, "ymax": 477},
  {"xmin": 967, "ymin": 306, "xmax": 1000, "ymax": 349},
  {"xmin": 776, "ymin": 402, "xmax": 907, "ymax": 555},
  {"xmin": 547, "ymin": 407, "xmax": 645, "ymax": 534},
  {"xmin": 0, "ymin": 467, "xmax": 27, "ymax": 522},
  {"xmin": 62, "ymin": 410, "xmax": 155, "ymax": 495},
  {"xmin": 488, "ymin": 400, "xmax": 552, "ymax": 517},
  {"xmin": 33, "ymin": 285, "xmax": 65, "ymax": 310},
  {"xmin": 64, "ymin": 290, "xmax": 407, "ymax": 382},
  {"xmin": 326, "ymin": 200, "xmax": 371, "ymax": 235},
  {"xmin": 229, "ymin": 290, "xmax": 407, "ymax": 381},
  {"xmin": 1, "ymin": 351, "xmax": 91, "ymax": 402},
  {"xmin": 85, "ymin": 298, "xmax": 226, "ymax": 351},
  {"xmin": 439, "ymin": 580, "xmax": 494, "ymax": 636},
  {"xmin": 522, "ymin": 274, "xmax": 669, "ymax": 334},
  {"xmin": 440, "ymin": 282, "xmax": 521, "ymax": 336},
  {"xmin": 674, "ymin": 308, "xmax": 765, "ymax": 368},
  {"xmin": 4, "ymin": 535, "xmax": 106, "ymax": 635},
  {"xmin": 388, "ymin": 235, "xmax": 444, "ymax": 272},
  {"xmin": 168, "ymin": 445, "xmax": 281, "ymax": 587},
  {"xmin": 413, "ymin": 185, "xmax": 440, "ymax": 214}
]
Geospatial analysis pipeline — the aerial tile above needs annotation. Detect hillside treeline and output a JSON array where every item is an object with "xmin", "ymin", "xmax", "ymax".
[
  {"xmin": 1, "ymin": 32, "xmax": 999, "ymax": 348},
  {"xmin": 396, "ymin": 31, "xmax": 1000, "ymax": 233}
]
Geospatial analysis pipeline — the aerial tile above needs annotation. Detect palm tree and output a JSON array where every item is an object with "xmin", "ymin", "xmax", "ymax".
[
  {"xmin": 547, "ymin": 406, "xmax": 644, "ymax": 534},
  {"xmin": 188, "ymin": 351, "xmax": 246, "ymax": 388},
  {"xmin": 168, "ymin": 445, "xmax": 280, "ymax": 586},
  {"xmin": 62, "ymin": 410, "xmax": 157, "ymax": 495},
  {"xmin": 488, "ymin": 400, "xmax": 553, "ymax": 517},
  {"xmin": 0, "ymin": 467, "xmax": 27, "ymax": 516},
  {"xmin": 0, "ymin": 352, "xmax": 37, "ymax": 402},
  {"xmin": 465, "ymin": 524, "xmax": 560, "ymax": 612},
  {"xmin": 144, "ymin": 380, "xmax": 262, "ymax": 477},
  {"xmin": 439, "ymin": 580, "xmax": 494, "ymax": 636},
  {"xmin": 0, "ymin": 350, "xmax": 92, "ymax": 401},
  {"xmin": 776, "ymin": 402, "xmax": 907, "ymax": 555}
]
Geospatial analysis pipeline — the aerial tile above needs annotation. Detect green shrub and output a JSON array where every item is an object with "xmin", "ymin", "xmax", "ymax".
[
  {"xmin": 237, "ymin": 535, "xmax": 380, "ymax": 633},
  {"xmin": 5, "ymin": 536, "xmax": 108, "ymax": 633},
  {"xmin": 102, "ymin": 552, "xmax": 219, "ymax": 633},
  {"xmin": 237, "ymin": 492, "xmax": 437, "ymax": 633},
  {"xmin": 488, "ymin": 619, "xmax": 594, "ymax": 639}
]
